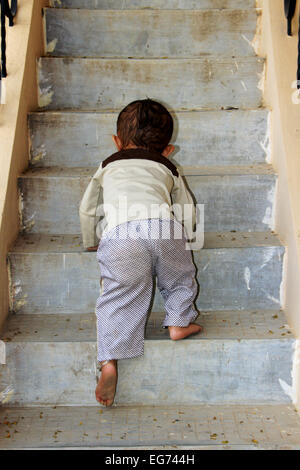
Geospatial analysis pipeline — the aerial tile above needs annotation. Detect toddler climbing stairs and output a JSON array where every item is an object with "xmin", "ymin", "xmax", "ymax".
[{"xmin": 1, "ymin": 0, "xmax": 300, "ymax": 449}]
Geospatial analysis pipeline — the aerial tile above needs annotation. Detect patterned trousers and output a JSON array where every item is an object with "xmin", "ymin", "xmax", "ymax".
[{"xmin": 96, "ymin": 218, "xmax": 198, "ymax": 362}]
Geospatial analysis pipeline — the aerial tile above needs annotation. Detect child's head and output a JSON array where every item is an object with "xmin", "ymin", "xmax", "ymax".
[{"xmin": 113, "ymin": 99, "xmax": 174, "ymax": 157}]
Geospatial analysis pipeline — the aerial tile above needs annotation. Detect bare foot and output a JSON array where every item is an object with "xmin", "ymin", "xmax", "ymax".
[
  {"xmin": 168, "ymin": 323, "xmax": 202, "ymax": 341},
  {"xmin": 95, "ymin": 360, "xmax": 118, "ymax": 407}
]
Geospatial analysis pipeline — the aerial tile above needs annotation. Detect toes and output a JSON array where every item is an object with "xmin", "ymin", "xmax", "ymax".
[
  {"xmin": 96, "ymin": 394, "xmax": 106, "ymax": 406},
  {"xmin": 95, "ymin": 395, "xmax": 102, "ymax": 404}
]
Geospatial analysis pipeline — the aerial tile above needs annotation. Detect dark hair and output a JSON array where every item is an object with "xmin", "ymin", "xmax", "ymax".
[{"xmin": 117, "ymin": 99, "xmax": 173, "ymax": 153}]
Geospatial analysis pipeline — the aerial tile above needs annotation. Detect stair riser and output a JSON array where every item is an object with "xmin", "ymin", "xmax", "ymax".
[
  {"xmin": 28, "ymin": 110, "xmax": 269, "ymax": 168},
  {"xmin": 38, "ymin": 58, "xmax": 264, "ymax": 111},
  {"xmin": 9, "ymin": 246, "xmax": 284, "ymax": 314},
  {"xmin": 0, "ymin": 339, "xmax": 294, "ymax": 406},
  {"xmin": 49, "ymin": 0, "xmax": 256, "ymax": 10},
  {"xmin": 44, "ymin": 9, "xmax": 258, "ymax": 58},
  {"xmin": 19, "ymin": 174, "xmax": 276, "ymax": 234}
]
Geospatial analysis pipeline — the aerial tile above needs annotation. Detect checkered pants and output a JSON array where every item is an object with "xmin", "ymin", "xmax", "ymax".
[{"xmin": 96, "ymin": 218, "xmax": 198, "ymax": 362}]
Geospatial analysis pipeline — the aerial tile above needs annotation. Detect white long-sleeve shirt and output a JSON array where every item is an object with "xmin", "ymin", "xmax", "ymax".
[{"xmin": 79, "ymin": 148, "xmax": 196, "ymax": 248}]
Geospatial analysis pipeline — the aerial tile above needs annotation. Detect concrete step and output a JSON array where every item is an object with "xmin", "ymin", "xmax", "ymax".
[
  {"xmin": 1, "ymin": 403, "xmax": 300, "ymax": 449},
  {"xmin": 28, "ymin": 110, "xmax": 269, "ymax": 168},
  {"xmin": 49, "ymin": 0, "xmax": 257, "ymax": 10},
  {"xmin": 0, "ymin": 311, "xmax": 295, "ymax": 406},
  {"xmin": 8, "ymin": 232, "xmax": 284, "ymax": 314},
  {"xmin": 38, "ymin": 57, "xmax": 264, "ymax": 111},
  {"xmin": 18, "ymin": 165, "xmax": 276, "ymax": 234},
  {"xmin": 44, "ymin": 9, "xmax": 258, "ymax": 58}
]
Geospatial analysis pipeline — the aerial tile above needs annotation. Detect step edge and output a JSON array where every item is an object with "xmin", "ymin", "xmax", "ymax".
[
  {"xmin": 8, "ymin": 232, "xmax": 286, "ymax": 255},
  {"xmin": 28, "ymin": 108, "xmax": 270, "ymax": 117},
  {"xmin": 2, "ymin": 337, "xmax": 295, "ymax": 344},
  {"xmin": 18, "ymin": 164, "xmax": 277, "ymax": 178}
]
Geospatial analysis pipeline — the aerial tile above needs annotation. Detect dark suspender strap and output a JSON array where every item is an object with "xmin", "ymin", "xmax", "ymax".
[{"xmin": 102, "ymin": 148, "xmax": 179, "ymax": 177}]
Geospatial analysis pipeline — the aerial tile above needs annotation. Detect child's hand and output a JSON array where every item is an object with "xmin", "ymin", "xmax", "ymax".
[{"xmin": 86, "ymin": 245, "xmax": 98, "ymax": 252}]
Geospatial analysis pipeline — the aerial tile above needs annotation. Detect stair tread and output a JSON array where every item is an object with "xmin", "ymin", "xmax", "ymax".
[
  {"xmin": 9, "ymin": 231, "xmax": 284, "ymax": 254},
  {"xmin": 21, "ymin": 164, "xmax": 275, "ymax": 178},
  {"xmin": 1, "ymin": 311, "xmax": 293, "ymax": 343},
  {"xmin": 1, "ymin": 404, "xmax": 299, "ymax": 449}
]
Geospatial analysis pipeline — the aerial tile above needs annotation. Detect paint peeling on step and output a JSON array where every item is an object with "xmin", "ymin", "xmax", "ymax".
[
  {"xmin": 265, "ymin": 294, "xmax": 280, "ymax": 306},
  {"xmin": 38, "ymin": 61, "xmax": 54, "ymax": 108},
  {"xmin": 38, "ymin": 88, "xmax": 54, "ymax": 108},
  {"xmin": 262, "ymin": 184, "xmax": 276, "ymax": 228},
  {"xmin": 257, "ymin": 63, "xmax": 266, "ymax": 94},
  {"xmin": 31, "ymin": 152, "xmax": 45, "ymax": 164},
  {"xmin": 46, "ymin": 38, "xmax": 57, "ymax": 54},
  {"xmin": 240, "ymin": 80, "xmax": 247, "ymax": 92},
  {"xmin": 49, "ymin": 0, "xmax": 61, "ymax": 6},
  {"xmin": 238, "ymin": 7, "xmax": 262, "ymax": 57},
  {"xmin": 202, "ymin": 263, "xmax": 210, "ymax": 272},
  {"xmin": 0, "ymin": 341, "xmax": 6, "ymax": 364},
  {"xmin": 259, "ymin": 247, "xmax": 277, "ymax": 270},
  {"xmin": 280, "ymin": 245, "xmax": 287, "ymax": 309},
  {"xmin": 12, "ymin": 280, "xmax": 22, "ymax": 296},
  {"xmin": 22, "ymin": 213, "xmax": 36, "ymax": 232},
  {"xmin": 37, "ymin": 60, "xmax": 54, "ymax": 108},
  {"xmin": 241, "ymin": 34, "xmax": 254, "ymax": 50},
  {"xmin": 14, "ymin": 295, "xmax": 28, "ymax": 311},
  {"xmin": 18, "ymin": 188, "xmax": 24, "ymax": 232},
  {"xmin": 294, "ymin": 340, "xmax": 300, "ymax": 369},
  {"xmin": 251, "ymin": 7, "xmax": 263, "ymax": 55},
  {"xmin": 0, "ymin": 362, "xmax": 14, "ymax": 405},
  {"xmin": 262, "ymin": 207, "xmax": 273, "ymax": 227},
  {"xmin": 7, "ymin": 258, "xmax": 13, "ymax": 313}
]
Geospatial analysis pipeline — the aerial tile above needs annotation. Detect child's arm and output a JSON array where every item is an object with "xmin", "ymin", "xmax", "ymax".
[
  {"xmin": 171, "ymin": 173, "xmax": 196, "ymax": 242},
  {"xmin": 79, "ymin": 164, "xmax": 103, "ymax": 250}
]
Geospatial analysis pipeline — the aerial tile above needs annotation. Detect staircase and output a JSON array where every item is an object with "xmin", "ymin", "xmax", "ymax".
[{"xmin": 1, "ymin": 0, "xmax": 300, "ymax": 449}]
